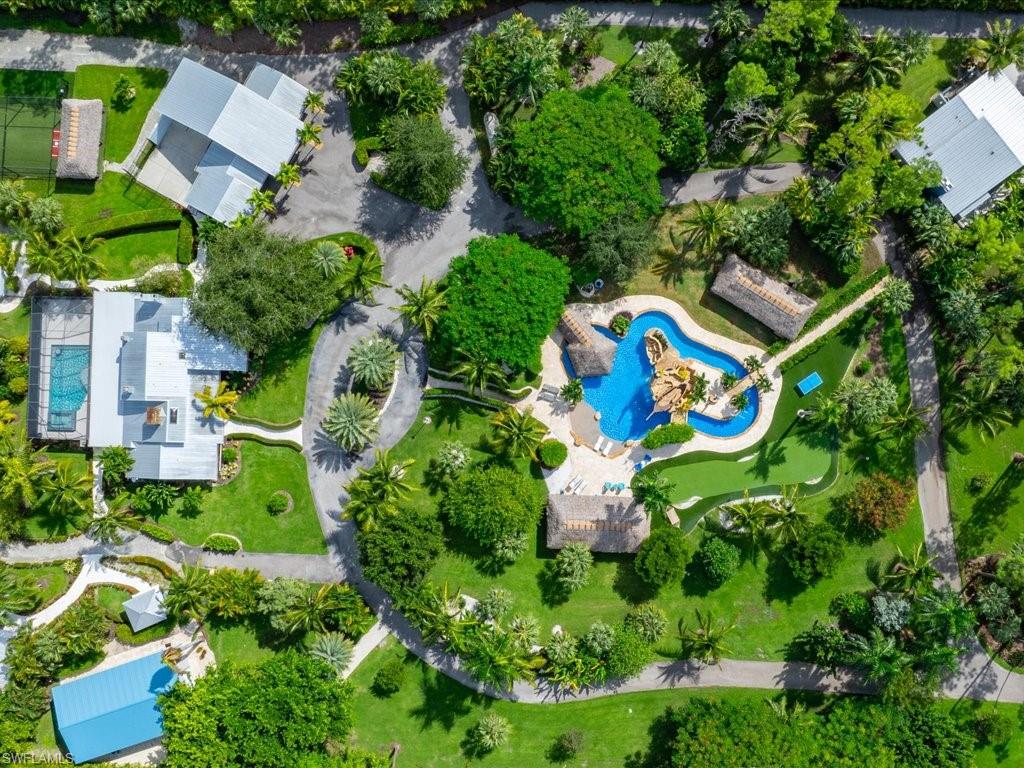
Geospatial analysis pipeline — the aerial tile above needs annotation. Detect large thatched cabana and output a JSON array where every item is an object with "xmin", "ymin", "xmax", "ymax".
[
  {"xmin": 560, "ymin": 309, "xmax": 618, "ymax": 378},
  {"xmin": 711, "ymin": 255, "xmax": 817, "ymax": 340},
  {"xmin": 546, "ymin": 495, "xmax": 650, "ymax": 553},
  {"xmin": 56, "ymin": 99, "xmax": 103, "ymax": 180}
]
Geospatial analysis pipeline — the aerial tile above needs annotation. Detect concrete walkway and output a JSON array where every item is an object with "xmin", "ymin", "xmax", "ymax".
[
  {"xmin": 28, "ymin": 554, "xmax": 150, "ymax": 627},
  {"xmin": 663, "ymin": 163, "xmax": 809, "ymax": 207},
  {"xmin": 225, "ymin": 418, "xmax": 303, "ymax": 448},
  {"xmin": 342, "ymin": 619, "xmax": 390, "ymax": 679}
]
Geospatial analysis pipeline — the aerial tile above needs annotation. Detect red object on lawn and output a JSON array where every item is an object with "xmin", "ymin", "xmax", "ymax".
[{"xmin": 51, "ymin": 129, "xmax": 61, "ymax": 158}]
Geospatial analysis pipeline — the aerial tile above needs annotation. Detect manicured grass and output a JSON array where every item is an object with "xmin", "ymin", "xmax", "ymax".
[
  {"xmin": 45, "ymin": 171, "xmax": 177, "ymax": 226},
  {"xmin": 595, "ymin": 24, "xmax": 704, "ymax": 69},
  {"xmin": 235, "ymin": 322, "xmax": 323, "ymax": 424},
  {"xmin": 12, "ymin": 562, "xmax": 74, "ymax": 610},
  {"xmin": 0, "ymin": 301, "xmax": 31, "ymax": 338},
  {"xmin": 94, "ymin": 584, "xmax": 131, "ymax": 618},
  {"xmin": 351, "ymin": 640, "xmax": 1018, "ymax": 767},
  {"xmin": 899, "ymin": 38, "xmax": 965, "ymax": 113},
  {"xmin": 91, "ymin": 225, "xmax": 179, "ymax": 279},
  {"xmin": 73, "ymin": 65, "xmax": 168, "ymax": 162},
  {"xmin": 203, "ymin": 615, "xmax": 307, "ymax": 666},
  {"xmin": 22, "ymin": 450, "xmax": 91, "ymax": 541},
  {"xmin": 0, "ymin": 68, "xmax": 73, "ymax": 97},
  {"xmin": 151, "ymin": 440, "xmax": 326, "ymax": 554}
]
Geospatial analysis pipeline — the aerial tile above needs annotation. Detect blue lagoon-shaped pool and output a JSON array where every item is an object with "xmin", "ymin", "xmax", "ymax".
[{"xmin": 562, "ymin": 311, "xmax": 759, "ymax": 442}]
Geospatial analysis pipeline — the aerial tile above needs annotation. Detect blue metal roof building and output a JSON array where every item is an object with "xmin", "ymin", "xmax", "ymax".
[{"xmin": 51, "ymin": 652, "xmax": 177, "ymax": 764}]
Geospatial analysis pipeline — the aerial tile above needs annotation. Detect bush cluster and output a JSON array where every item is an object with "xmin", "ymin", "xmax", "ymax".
[
  {"xmin": 697, "ymin": 535, "xmax": 741, "ymax": 587},
  {"xmin": 537, "ymin": 439, "xmax": 568, "ymax": 468},
  {"xmin": 641, "ymin": 423, "xmax": 696, "ymax": 450}
]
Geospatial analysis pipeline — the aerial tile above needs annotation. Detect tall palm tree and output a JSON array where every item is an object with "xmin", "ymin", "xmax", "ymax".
[
  {"xmin": 707, "ymin": 0, "xmax": 749, "ymax": 42},
  {"xmin": 57, "ymin": 233, "xmax": 104, "ymax": 288},
  {"xmin": 39, "ymin": 463, "xmax": 92, "ymax": 517},
  {"xmin": 347, "ymin": 333, "xmax": 399, "ymax": 392},
  {"xmin": 275, "ymin": 162, "xmax": 301, "ymax": 190},
  {"xmin": 283, "ymin": 584, "xmax": 340, "ymax": 635},
  {"xmin": 916, "ymin": 585, "xmax": 976, "ymax": 642},
  {"xmin": 339, "ymin": 250, "xmax": 387, "ymax": 304},
  {"xmin": 744, "ymin": 103, "xmax": 815, "ymax": 161},
  {"xmin": 799, "ymin": 394, "xmax": 846, "ymax": 434},
  {"xmin": 453, "ymin": 350, "xmax": 506, "ymax": 395},
  {"xmin": 632, "ymin": 473, "xmax": 675, "ymax": 520},
  {"xmin": 670, "ymin": 201, "xmax": 733, "ymax": 261},
  {"xmin": 680, "ymin": 609, "xmax": 736, "ymax": 665},
  {"xmin": 945, "ymin": 381, "xmax": 1012, "ymax": 440},
  {"xmin": 303, "ymin": 90, "xmax": 326, "ymax": 117},
  {"xmin": 721, "ymin": 491, "xmax": 774, "ymax": 557},
  {"xmin": 344, "ymin": 448, "xmax": 417, "ymax": 530},
  {"xmin": 0, "ymin": 565, "xmax": 35, "ymax": 618},
  {"xmin": 194, "ymin": 380, "xmax": 240, "ymax": 422},
  {"xmin": 766, "ymin": 489, "xmax": 809, "ymax": 548},
  {"xmin": 872, "ymin": 402, "xmax": 927, "ymax": 446},
  {"xmin": 247, "ymin": 188, "xmax": 277, "ymax": 218},
  {"xmin": 0, "ymin": 430, "xmax": 50, "ymax": 509},
  {"xmin": 163, "ymin": 566, "xmax": 212, "ymax": 625},
  {"xmin": 883, "ymin": 542, "xmax": 938, "ymax": 595},
  {"xmin": 297, "ymin": 122, "xmax": 323, "ymax": 156},
  {"xmin": 88, "ymin": 500, "xmax": 137, "ymax": 545},
  {"xmin": 969, "ymin": 19, "xmax": 1024, "ymax": 72},
  {"xmin": 25, "ymin": 231, "xmax": 63, "ymax": 285},
  {"xmin": 490, "ymin": 406, "xmax": 546, "ymax": 459},
  {"xmin": 846, "ymin": 628, "xmax": 912, "ymax": 684},
  {"xmin": 322, "ymin": 393, "xmax": 380, "ymax": 452},
  {"xmin": 395, "ymin": 278, "xmax": 447, "ymax": 340},
  {"xmin": 841, "ymin": 29, "xmax": 905, "ymax": 89},
  {"xmin": 308, "ymin": 632, "xmax": 353, "ymax": 678},
  {"xmin": 311, "ymin": 241, "xmax": 346, "ymax": 279}
]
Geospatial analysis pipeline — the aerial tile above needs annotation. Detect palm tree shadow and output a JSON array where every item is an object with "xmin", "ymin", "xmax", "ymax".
[
  {"xmin": 26, "ymin": 501, "xmax": 85, "ymax": 539},
  {"xmin": 751, "ymin": 440, "xmax": 787, "ymax": 482},
  {"xmin": 409, "ymin": 659, "xmax": 479, "ymax": 732}
]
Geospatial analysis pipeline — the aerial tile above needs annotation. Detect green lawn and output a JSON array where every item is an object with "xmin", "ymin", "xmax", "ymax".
[
  {"xmin": 73, "ymin": 65, "xmax": 167, "ymax": 162},
  {"xmin": 235, "ymin": 322, "xmax": 323, "ymax": 424},
  {"xmin": 0, "ymin": 68, "xmax": 73, "ymax": 97},
  {"xmin": 595, "ymin": 24, "xmax": 704, "ymax": 68},
  {"xmin": 12, "ymin": 562, "xmax": 75, "ymax": 610},
  {"xmin": 350, "ymin": 639, "xmax": 1022, "ymax": 768},
  {"xmin": 151, "ymin": 440, "xmax": 326, "ymax": 554},
  {"xmin": 44, "ymin": 171, "xmax": 176, "ymax": 226},
  {"xmin": 204, "ymin": 615, "xmax": 308, "ymax": 666},
  {"xmin": 94, "ymin": 584, "xmax": 131, "ymax": 619},
  {"xmin": 22, "ymin": 450, "xmax": 91, "ymax": 541},
  {"xmin": 91, "ymin": 225, "xmax": 179, "ymax": 279},
  {"xmin": 899, "ymin": 38, "xmax": 966, "ymax": 113},
  {"xmin": 0, "ymin": 301, "xmax": 30, "ymax": 338}
]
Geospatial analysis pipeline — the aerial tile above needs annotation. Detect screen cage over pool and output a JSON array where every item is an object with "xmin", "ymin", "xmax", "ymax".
[
  {"xmin": 27, "ymin": 296, "xmax": 93, "ymax": 445},
  {"xmin": 0, "ymin": 94, "xmax": 61, "ymax": 186}
]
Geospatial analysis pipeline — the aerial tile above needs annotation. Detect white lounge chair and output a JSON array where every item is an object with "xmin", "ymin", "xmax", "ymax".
[
  {"xmin": 593, "ymin": 436, "xmax": 605, "ymax": 451},
  {"xmin": 601, "ymin": 440, "xmax": 614, "ymax": 456},
  {"xmin": 563, "ymin": 474, "xmax": 582, "ymax": 494},
  {"xmin": 573, "ymin": 480, "xmax": 588, "ymax": 495}
]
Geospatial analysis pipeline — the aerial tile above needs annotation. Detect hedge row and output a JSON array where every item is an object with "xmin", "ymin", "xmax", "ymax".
[
  {"xmin": 129, "ymin": 520, "xmax": 176, "ymax": 543},
  {"xmin": 203, "ymin": 533, "xmax": 241, "ymax": 553},
  {"xmin": 423, "ymin": 387, "xmax": 503, "ymax": 411},
  {"xmin": 229, "ymin": 412, "xmax": 302, "ymax": 430},
  {"xmin": 779, "ymin": 305, "xmax": 874, "ymax": 374},
  {"xmin": 176, "ymin": 217, "xmax": 195, "ymax": 265},
  {"xmin": 117, "ymin": 554, "xmax": 177, "ymax": 580},
  {"xmin": 354, "ymin": 136, "xmax": 383, "ymax": 167},
  {"xmin": 225, "ymin": 432, "xmax": 303, "ymax": 451},
  {"xmin": 331, "ymin": 231, "xmax": 379, "ymax": 258},
  {"xmin": 70, "ymin": 208, "xmax": 183, "ymax": 240},
  {"xmin": 641, "ymin": 423, "xmax": 696, "ymax": 450}
]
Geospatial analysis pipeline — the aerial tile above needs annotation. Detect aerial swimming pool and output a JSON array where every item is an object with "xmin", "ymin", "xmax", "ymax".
[
  {"xmin": 562, "ymin": 311, "xmax": 759, "ymax": 442},
  {"xmin": 47, "ymin": 344, "xmax": 90, "ymax": 431}
]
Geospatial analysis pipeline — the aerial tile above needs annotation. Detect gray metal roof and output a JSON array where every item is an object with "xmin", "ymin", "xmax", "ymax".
[
  {"xmin": 245, "ymin": 64, "xmax": 308, "ymax": 116},
  {"xmin": 56, "ymin": 99, "xmax": 103, "ymax": 180},
  {"xmin": 154, "ymin": 58, "xmax": 305, "ymax": 176},
  {"xmin": 122, "ymin": 588, "xmax": 167, "ymax": 632},
  {"xmin": 185, "ymin": 142, "xmax": 265, "ymax": 223},
  {"xmin": 895, "ymin": 67, "xmax": 1024, "ymax": 219}
]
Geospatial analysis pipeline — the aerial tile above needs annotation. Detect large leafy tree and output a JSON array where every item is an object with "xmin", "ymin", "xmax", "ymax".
[
  {"xmin": 357, "ymin": 511, "xmax": 444, "ymax": 596},
  {"xmin": 462, "ymin": 13, "xmax": 561, "ymax": 108},
  {"xmin": 376, "ymin": 115, "xmax": 469, "ymax": 210},
  {"xmin": 442, "ymin": 465, "xmax": 543, "ymax": 553},
  {"xmin": 503, "ymin": 86, "xmax": 663, "ymax": 236},
  {"xmin": 436, "ymin": 235, "xmax": 569, "ymax": 372},
  {"xmin": 191, "ymin": 222, "xmax": 335, "ymax": 358},
  {"xmin": 160, "ymin": 651, "xmax": 353, "ymax": 768}
]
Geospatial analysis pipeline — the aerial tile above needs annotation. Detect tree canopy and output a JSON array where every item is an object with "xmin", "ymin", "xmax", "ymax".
[
  {"xmin": 436, "ymin": 235, "xmax": 569, "ymax": 372},
  {"xmin": 191, "ymin": 223, "xmax": 335, "ymax": 358},
  {"xmin": 502, "ymin": 86, "xmax": 664, "ymax": 236}
]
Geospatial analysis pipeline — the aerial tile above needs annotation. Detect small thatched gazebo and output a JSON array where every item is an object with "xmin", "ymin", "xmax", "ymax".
[
  {"xmin": 711, "ymin": 255, "xmax": 817, "ymax": 340},
  {"xmin": 546, "ymin": 495, "xmax": 650, "ymax": 553},
  {"xmin": 56, "ymin": 99, "xmax": 104, "ymax": 180},
  {"xmin": 560, "ymin": 309, "xmax": 617, "ymax": 378}
]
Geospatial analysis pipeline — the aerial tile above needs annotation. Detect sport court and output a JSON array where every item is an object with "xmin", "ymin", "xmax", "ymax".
[{"xmin": 0, "ymin": 94, "xmax": 61, "ymax": 181}]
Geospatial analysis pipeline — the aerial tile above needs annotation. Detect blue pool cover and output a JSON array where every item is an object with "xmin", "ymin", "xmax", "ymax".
[
  {"xmin": 797, "ymin": 371, "xmax": 823, "ymax": 396},
  {"xmin": 51, "ymin": 651, "xmax": 176, "ymax": 764}
]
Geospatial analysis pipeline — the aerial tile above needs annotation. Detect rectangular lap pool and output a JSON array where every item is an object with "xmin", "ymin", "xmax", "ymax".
[{"xmin": 47, "ymin": 344, "xmax": 90, "ymax": 432}]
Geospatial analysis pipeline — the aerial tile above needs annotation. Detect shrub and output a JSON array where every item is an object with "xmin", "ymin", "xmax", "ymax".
[
  {"xmin": 537, "ymin": 439, "xmax": 568, "ymax": 469},
  {"xmin": 560, "ymin": 378, "xmax": 583, "ymax": 406},
  {"xmin": 357, "ymin": 512, "xmax": 444, "ymax": 596},
  {"xmin": 969, "ymin": 473, "xmax": 993, "ymax": 495},
  {"xmin": 844, "ymin": 473, "xmax": 913, "ymax": 535},
  {"xmin": 697, "ymin": 536, "xmax": 741, "ymax": 587},
  {"xmin": 610, "ymin": 313, "xmax": 632, "ymax": 336},
  {"xmin": 267, "ymin": 492, "xmax": 289, "ymax": 515},
  {"xmin": 641, "ymin": 423, "xmax": 695, "ymax": 450},
  {"xmin": 634, "ymin": 527, "xmax": 689, "ymax": 589},
  {"xmin": 872, "ymin": 593, "xmax": 911, "ymax": 633},
  {"xmin": 625, "ymin": 603, "xmax": 668, "ymax": 644},
  {"xmin": 730, "ymin": 199, "xmax": 792, "ymax": 273},
  {"xmin": 582, "ymin": 621, "xmax": 616, "ymax": 657},
  {"xmin": 203, "ymin": 534, "xmax": 240, "ymax": 553},
  {"xmin": 829, "ymin": 591, "xmax": 873, "ymax": 635},
  {"xmin": 974, "ymin": 711, "xmax": 1014, "ymax": 745},
  {"xmin": 791, "ymin": 620, "xmax": 847, "ymax": 672},
  {"xmin": 375, "ymin": 115, "xmax": 469, "ymax": 210},
  {"xmin": 433, "ymin": 440, "xmax": 469, "ymax": 481},
  {"xmin": 180, "ymin": 485, "xmax": 206, "ymax": 517},
  {"xmin": 468, "ymin": 713, "xmax": 511, "ymax": 754},
  {"xmin": 7, "ymin": 376, "xmax": 27, "ymax": 398},
  {"xmin": 69, "ymin": 208, "xmax": 183, "ymax": 239},
  {"xmin": 176, "ymin": 217, "xmax": 194, "ymax": 265},
  {"xmin": 372, "ymin": 658, "xmax": 406, "ymax": 696},
  {"xmin": 221, "ymin": 446, "xmax": 238, "ymax": 465},
  {"xmin": 550, "ymin": 729, "xmax": 584, "ymax": 762},
  {"xmin": 140, "ymin": 522, "xmax": 175, "ymax": 543},
  {"xmin": 354, "ymin": 136, "xmax": 383, "ymax": 167},
  {"xmin": 442, "ymin": 465, "xmax": 542, "ymax": 552},
  {"xmin": 553, "ymin": 542, "xmax": 593, "ymax": 593},
  {"xmin": 606, "ymin": 628, "xmax": 653, "ymax": 680},
  {"xmin": 784, "ymin": 523, "xmax": 845, "ymax": 584},
  {"xmin": 112, "ymin": 74, "xmax": 137, "ymax": 107},
  {"xmin": 476, "ymin": 588, "xmax": 514, "ymax": 621}
]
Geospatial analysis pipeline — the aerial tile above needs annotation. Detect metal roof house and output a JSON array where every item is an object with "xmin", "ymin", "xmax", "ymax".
[
  {"xmin": 86, "ymin": 292, "xmax": 248, "ymax": 481},
  {"xmin": 895, "ymin": 66, "xmax": 1024, "ymax": 220},
  {"xmin": 123, "ymin": 588, "xmax": 168, "ymax": 633},
  {"xmin": 51, "ymin": 651, "xmax": 176, "ymax": 764},
  {"xmin": 146, "ymin": 58, "xmax": 307, "ymax": 223}
]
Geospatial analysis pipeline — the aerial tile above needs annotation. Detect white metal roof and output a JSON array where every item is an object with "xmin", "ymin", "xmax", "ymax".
[
  {"xmin": 895, "ymin": 67, "xmax": 1024, "ymax": 218},
  {"xmin": 245, "ymin": 64, "xmax": 308, "ymax": 116},
  {"xmin": 122, "ymin": 588, "xmax": 167, "ymax": 633}
]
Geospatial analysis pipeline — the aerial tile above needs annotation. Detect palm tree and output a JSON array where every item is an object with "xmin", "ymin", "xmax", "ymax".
[
  {"xmin": 883, "ymin": 542, "xmax": 938, "ymax": 595},
  {"xmin": 556, "ymin": 6, "xmax": 589, "ymax": 52},
  {"xmin": 322, "ymin": 393, "xmax": 380, "ymax": 452},
  {"xmin": 339, "ymin": 250, "xmax": 387, "ymax": 304},
  {"xmin": 297, "ymin": 122, "xmax": 323, "ymax": 156},
  {"xmin": 194, "ymin": 380, "xmax": 240, "ymax": 422},
  {"xmin": 308, "ymin": 632, "xmax": 353, "ymax": 678},
  {"xmin": 490, "ymin": 406, "xmax": 546, "ymax": 458},
  {"xmin": 945, "ymin": 382, "xmax": 1012, "ymax": 440},
  {"xmin": 679, "ymin": 609, "xmax": 736, "ymax": 665},
  {"xmin": 744, "ymin": 103, "xmax": 815, "ymax": 161},
  {"xmin": 39, "ymin": 463, "xmax": 91, "ymax": 517},
  {"xmin": 275, "ymin": 162, "xmax": 301, "ymax": 190},
  {"xmin": 707, "ymin": 0, "xmax": 749, "ymax": 42},
  {"xmin": 0, "ymin": 430, "xmax": 50, "ymax": 509},
  {"xmin": 89, "ymin": 500, "xmax": 137, "ymax": 545},
  {"xmin": 163, "ymin": 566, "xmax": 212, "ymax": 625},
  {"xmin": 720, "ymin": 491, "xmax": 774, "ymax": 557},
  {"xmin": 846, "ymin": 628, "xmax": 912, "ymax": 684},
  {"xmin": 872, "ymin": 402, "xmax": 927, "ymax": 446},
  {"xmin": 395, "ymin": 278, "xmax": 447, "ymax": 339},
  {"xmin": 916, "ymin": 585, "xmax": 976, "ymax": 642},
  {"xmin": 57, "ymin": 233, "xmax": 104, "ymax": 288},
  {"xmin": 799, "ymin": 394, "xmax": 846, "ymax": 434},
  {"xmin": 247, "ymin": 188, "xmax": 277, "ymax": 218},
  {"xmin": 632, "ymin": 473, "xmax": 675, "ymax": 519},
  {"xmin": 26, "ymin": 231, "xmax": 63, "ymax": 285},
  {"xmin": 0, "ymin": 565, "xmax": 34, "ymax": 618},
  {"xmin": 969, "ymin": 19, "xmax": 1024, "ymax": 72},
  {"xmin": 347, "ymin": 333, "xmax": 399, "ymax": 392},
  {"xmin": 303, "ymin": 90, "xmax": 326, "ymax": 117},
  {"xmin": 670, "ymin": 201, "xmax": 733, "ymax": 261},
  {"xmin": 344, "ymin": 448, "xmax": 417, "ymax": 530},
  {"xmin": 283, "ymin": 583, "xmax": 340, "ymax": 635},
  {"xmin": 766, "ymin": 489, "xmax": 810, "ymax": 548},
  {"xmin": 311, "ymin": 241, "xmax": 346, "ymax": 279},
  {"xmin": 453, "ymin": 350, "xmax": 506, "ymax": 395},
  {"xmin": 841, "ymin": 29, "xmax": 905, "ymax": 89}
]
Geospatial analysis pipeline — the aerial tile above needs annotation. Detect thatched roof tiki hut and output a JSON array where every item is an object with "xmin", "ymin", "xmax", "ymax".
[
  {"xmin": 560, "ymin": 310, "xmax": 618, "ymax": 378},
  {"xmin": 56, "ymin": 99, "xmax": 104, "ymax": 180},
  {"xmin": 711, "ymin": 255, "xmax": 818, "ymax": 340},
  {"xmin": 546, "ymin": 496, "xmax": 650, "ymax": 553}
]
